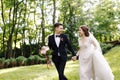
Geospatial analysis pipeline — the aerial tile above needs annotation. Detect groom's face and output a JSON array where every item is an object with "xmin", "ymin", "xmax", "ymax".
[{"xmin": 55, "ymin": 25, "xmax": 63, "ymax": 34}]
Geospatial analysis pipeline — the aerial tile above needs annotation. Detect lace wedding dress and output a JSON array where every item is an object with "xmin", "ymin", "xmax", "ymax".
[{"xmin": 77, "ymin": 33, "xmax": 114, "ymax": 80}]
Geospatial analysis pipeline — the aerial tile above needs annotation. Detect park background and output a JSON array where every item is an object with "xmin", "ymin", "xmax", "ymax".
[{"xmin": 0, "ymin": 0, "xmax": 120, "ymax": 80}]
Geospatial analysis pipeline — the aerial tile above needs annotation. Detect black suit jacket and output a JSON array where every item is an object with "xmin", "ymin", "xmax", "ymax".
[{"xmin": 48, "ymin": 34, "xmax": 75, "ymax": 61}]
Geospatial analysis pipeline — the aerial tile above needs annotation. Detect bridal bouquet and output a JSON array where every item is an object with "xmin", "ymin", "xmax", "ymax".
[{"xmin": 40, "ymin": 46, "xmax": 53, "ymax": 69}]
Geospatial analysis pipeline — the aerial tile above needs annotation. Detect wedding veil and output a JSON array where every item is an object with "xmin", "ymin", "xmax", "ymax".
[{"xmin": 89, "ymin": 32, "xmax": 102, "ymax": 54}]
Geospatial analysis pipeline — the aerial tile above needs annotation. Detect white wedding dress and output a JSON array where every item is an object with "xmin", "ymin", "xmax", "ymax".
[{"xmin": 77, "ymin": 33, "xmax": 114, "ymax": 80}]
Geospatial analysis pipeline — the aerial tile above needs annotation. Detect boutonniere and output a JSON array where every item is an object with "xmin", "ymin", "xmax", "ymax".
[{"xmin": 60, "ymin": 37, "xmax": 64, "ymax": 41}]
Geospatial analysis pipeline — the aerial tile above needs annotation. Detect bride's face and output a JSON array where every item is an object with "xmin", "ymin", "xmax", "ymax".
[{"xmin": 79, "ymin": 28, "xmax": 84, "ymax": 36}]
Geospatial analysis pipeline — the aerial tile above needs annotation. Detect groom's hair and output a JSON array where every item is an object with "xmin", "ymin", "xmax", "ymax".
[
  {"xmin": 80, "ymin": 25, "xmax": 90, "ymax": 37},
  {"xmin": 54, "ymin": 23, "xmax": 63, "ymax": 30}
]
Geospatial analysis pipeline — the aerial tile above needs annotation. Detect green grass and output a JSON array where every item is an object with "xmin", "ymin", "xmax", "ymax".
[
  {"xmin": 104, "ymin": 46, "xmax": 120, "ymax": 80},
  {"xmin": 0, "ymin": 46, "xmax": 120, "ymax": 80},
  {"xmin": 0, "ymin": 61, "xmax": 79, "ymax": 80}
]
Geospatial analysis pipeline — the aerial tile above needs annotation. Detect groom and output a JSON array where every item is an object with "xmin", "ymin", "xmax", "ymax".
[{"xmin": 48, "ymin": 23, "xmax": 76, "ymax": 80}]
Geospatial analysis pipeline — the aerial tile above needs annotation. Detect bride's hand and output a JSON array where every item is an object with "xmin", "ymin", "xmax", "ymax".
[{"xmin": 71, "ymin": 56, "xmax": 77, "ymax": 61}]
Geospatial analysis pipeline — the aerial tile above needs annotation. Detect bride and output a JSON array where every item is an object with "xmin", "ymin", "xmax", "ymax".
[{"xmin": 73, "ymin": 25, "xmax": 114, "ymax": 80}]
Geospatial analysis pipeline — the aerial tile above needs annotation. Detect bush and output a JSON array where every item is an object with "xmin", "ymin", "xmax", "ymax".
[
  {"xmin": 100, "ymin": 43, "xmax": 113, "ymax": 54},
  {"xmin": 27, "ymin": 55, "xmax": 47, "ymax": 65},
  {"xmin": 27, "ymin": 55, "xmax": 35, "ymax": 65},
  {"xmin": 9, "ymin": 58, "xmax": 16, "ymax": 67},
  {"xmin": 4, "ymin": 59, "xmax": 10, "ymax": 68},
  {"xmin": 16, "ymin": 56, "xmax": 27, "ymax": 66},
  {"xmin": 39, "ymin": 57, "xmax": 46, "ymax": 64},
  {"xmin": 34, "ymin": 55, "xmax": 41, "ymax": 64},
  {"xmin": 0, "ymin": 58, "xmax": 5, "ymax": 69}
]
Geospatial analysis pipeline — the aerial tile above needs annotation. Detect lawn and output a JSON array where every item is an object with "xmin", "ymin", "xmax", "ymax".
[{"xmin": 0, "ymin": 46, "xmax": 120, "ymax": 80}]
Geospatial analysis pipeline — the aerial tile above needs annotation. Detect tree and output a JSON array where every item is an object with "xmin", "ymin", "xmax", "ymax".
[{"xmin": 93, "ymin": 0, "xmax": 118, "ymax": 42}]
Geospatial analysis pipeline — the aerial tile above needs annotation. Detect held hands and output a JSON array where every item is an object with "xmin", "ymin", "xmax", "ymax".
[
  {"xmin": 71, "ymin": 49, "xmax": 80, "ymax": 61},
  {"xmin": 71, "ymin": 56, "xmax": 77, "ymax": 61}
]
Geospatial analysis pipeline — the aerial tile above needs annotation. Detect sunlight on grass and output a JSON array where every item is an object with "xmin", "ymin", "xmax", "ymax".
[
  {"xmin": 0, "ymin": 67, "xmax": 19, "ymax": 75},
  {"xmin": 34, "ymin": 61, "xmax": 79, "ymax": 80},
  {"xmin": 0, "ymin": 46, "xmax": 120, "ymax": 80}
]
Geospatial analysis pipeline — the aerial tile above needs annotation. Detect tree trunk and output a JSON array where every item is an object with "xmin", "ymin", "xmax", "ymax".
[
  {"xmin": 109, "ymin": 35, "xmax": 112, "ymax": 41},
  {"xmin": 21, "ymin": 0, "xmax": 27, "ymax": 56},
  {"xmin": 41, "ymin": 0, "xmax": 45, "ymax": 46},
  {"xmin": 53, "ymin": 0, "xmax": 56, "ymax": 24},
  {"xmin": 104, "ymin": 35, "xmax": 107, "ymax": 42},
  {"xmin": 13, "ymin": 8, "xmax": 22, "ymax": 58},
  {"xmin": 7, "ymin": 0, "xmax": 18, "ymax": 58},
  {"xmin": 1, "ymin": 0, "xmax": 6, "ymax": 58},
  {"xmin": 7, "ymin": 35, "xmax": 13, "ymax": 58}
]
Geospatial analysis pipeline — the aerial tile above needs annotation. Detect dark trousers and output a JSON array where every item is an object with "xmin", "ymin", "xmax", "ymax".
[{"xmin": 53, "ymin": 56, "xmax": 68, "ymax": 80}]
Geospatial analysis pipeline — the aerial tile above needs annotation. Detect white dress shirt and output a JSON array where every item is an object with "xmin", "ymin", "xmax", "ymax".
[
  {"xmin": 54, "ymin": 34, "xmax": 60, "ymax": 47},
  {"xmin": 54, "ymin": 34, "xmax": 60, "ymax": 56}
]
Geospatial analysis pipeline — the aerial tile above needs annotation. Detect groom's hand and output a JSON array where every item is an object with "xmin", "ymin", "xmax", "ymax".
[{"xmin": 71, "ymin": 56, "xmax": 77, "ymax": 61}]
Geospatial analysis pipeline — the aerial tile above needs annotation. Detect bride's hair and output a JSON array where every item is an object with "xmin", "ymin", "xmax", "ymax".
[{"xmin": 80, "ymin": 25, "xmax": 89, "ymax": 37}]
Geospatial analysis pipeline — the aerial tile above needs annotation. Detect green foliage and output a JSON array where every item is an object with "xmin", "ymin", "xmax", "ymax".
[
  {"xmin": 27, "ymin": 55, "xmax": 46, "ymax": 65},
  {"xmin": 16, "ymin": 56, "xmax": 27, "ymax": 66},
  {"xmin": 34, "ymin": 55, "xmax": 41, "ymax": 64},
  {"xmin": 27, "ymin": 55, "xmax": 35, "ymax": 65},
  {"xmin": 21, "ymin": 44, "xmax": 40, "ymax": 58},
  {"xmin": 0, "ymin": 58, "xmax": 5, "ymax": 68},
  {"xmin": 92, "ymin": 0, "xmax": 119, "ymax": 42},
  {"xmin": 4, "ymin": 0, "xmax": 14, "ymax": 8},
  {"xmin": 0, "ymin": 58, "xmax": 5, "ymax": 64},
  {"xmin": 9, "ymin": 58, "xmax": 16, "ymax": 67},
  {"xmin": 0, "ymin": 55, "xmax": 47, "ymax": 69},
  {"xmin": 100, "ymin": 43, "xmax": 113, "ymax": 54},
  {"xmin": 59, "ymin": 0, "xmax": 82, "ymax": 49},
  {"xmin": 4, "ymin": 59, "xmax": 10, "ymax": 68},
  {"xmin": 46, "ymin": 49, "xmax": 53, "ymax": 55},
  {"xmin": 39, "ymin": 57, "xmax": 46, "ymax": 64}
]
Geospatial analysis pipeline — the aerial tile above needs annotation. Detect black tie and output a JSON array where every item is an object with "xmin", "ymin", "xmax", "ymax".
[{"xmin": 56, "ymin": 35, "xmax": 60, "ymax": 37}]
